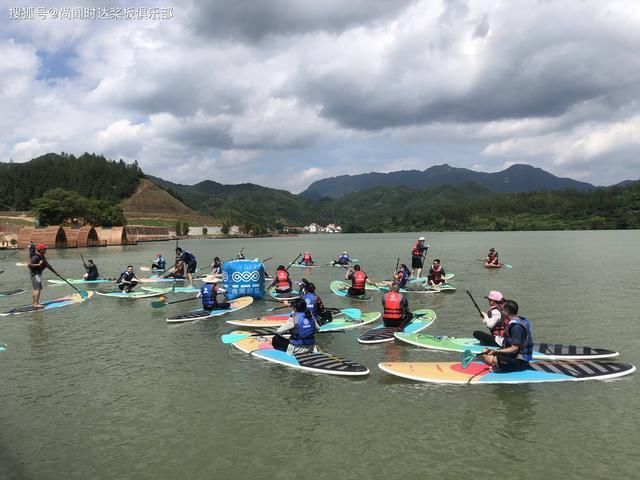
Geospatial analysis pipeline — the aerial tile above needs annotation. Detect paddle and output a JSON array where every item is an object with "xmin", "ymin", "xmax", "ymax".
[
  {"xmin": 264, "ymin": 305, "xmax": 362, "ymax": 319},
  {"xmin": 465, "ymin": 290, "xmax": 483, "ymax": 317},
  {"xmin": 461, "ymin": 349, "xmax": 484, "ymax": 369},
  {"xmin": 477, "ymin": 258, "xmax": 512, "ymax": 268},
  {"xmin": 266, "ymin": 253, "xmax": 301, "ymax": 290},
  {"xmin": 337, "ymin": 264, "xmax": 383, "ymax": 293},
  {"xmin": 46, "ymin": 263, "xmax": 88, "ymax": 299},
  {"xmin": 236, "ymin": 247, "xmax": 245, "ymax": 260},
  {"xmin": 221, "ymin": 329, "xmax": 345, "ymax": 344},
  {"xmin": 262, "ymin": 257, "xmax": 274, "ymax": 263},
  {"xmin": 151, "ymin": 296, "xmax": 198, "ymax": 308}
]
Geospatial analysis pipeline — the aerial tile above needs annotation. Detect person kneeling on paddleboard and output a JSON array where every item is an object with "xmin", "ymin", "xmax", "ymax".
[
  {"xmin": 485, "ymin": 248, "xmax": 499, "ymax": 266},
  {"xmin": 301, "ymin": 283, "xmax": 331, "ymax": 326},
  {"xmin": 426, "ymin": 259, "xmax": 447, "ymax": 287},
  {"xmin": 480, "ymin": 300, "xmax": 533, "ymax": 373},
  {"xmin": 151, "ymin": 253, "xmax": 166, "ymax": 271},
  {"xmin": 117, "ymin": 266, "xmax": 141, "ymax": 293},
  {"xmin": 28, "ymin": 243, "xmax": 51, "ymax": 308},
  {"xmin": 275, "ymin": 265, "xmax": 292, "ymax": 294},
  {"xmin": 472, "ymin": 291, "xmax": 507, "ymax": 347},
  {"xmin": 298, "ymin": 251, "xmax": 314, "ymax": 266},
  {"xmin": 82, "ymin": 259, "xmax": 100, "ymax": 281},
  {"xmin": 198, "ymin": 276, "xmax": 229, "ymax": 311},
  {"xmin": 345, "ymin": 264, "xmax": 367, "ymax": 297},
  {"xmin": 382, "ymin": 283, "xmax": 412, "ymax": 328},
  {"xmin": 274, "ymin": 299, "xmax": 321, "ymax": 355}
]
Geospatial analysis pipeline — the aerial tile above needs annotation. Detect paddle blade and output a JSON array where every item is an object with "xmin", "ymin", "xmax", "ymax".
[
  {"xmin": 221, "ymin": 332, "xmax": 251, "ymax": 344},
  {"xmin": 78, "ymin": 289, "xmax": 89, "ymax": 299},
  {"xmin": 461, "ymin": 349, "xmax": 478, "ymax": 369},
  {"xmin": 339, "ymin": 308, "xmax": 361, "ymax": 319},
  {"xmin": 503, "ymin": 264, "xmax": 513, "ymax": 268}
]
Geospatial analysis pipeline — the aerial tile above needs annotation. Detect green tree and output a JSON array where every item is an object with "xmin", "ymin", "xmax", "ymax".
[
  {"xmin": 175, "ymin": 221, "xmax": 182, "ymax": 236},
  {"xmin": 182, "ymin": 222, "xmax": 190, "ymax": 236},
  {"xmin": 202, "ymin": 227, "xmax": 208, "ymax": 235}
]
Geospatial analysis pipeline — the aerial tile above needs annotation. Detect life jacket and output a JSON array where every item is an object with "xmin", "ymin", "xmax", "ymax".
[
  {"xmin": 504, "ymin": 317, "xmax": 533, "ymax": 362},
  {"xmin": 289, "ymin": 312, "xmax": 316, "ymax": 346},
  {"xmin": 487, "ymin": 252, "xmax": 498, "ymax": 264},
  {"xmin": 276, "ymin": 270, "xmax": 290, "ymax": 289},
  {"xmin": 302, "ymin": 293, "xmax": 319, "ymax": 316},
  {"xmin": 383, "ymin": 291, "xmax": 404, "ymax": 320},
  {"xmin": 181, "ymin": 251, "xmax": 196, "ymax": 264},
  {"xmin": 338, "ymin": 254, "xmax": 349, "ymax": 264},
  {"xmin": 28, "ymin": 253, "xmax": 45, "ymax": 273},
  {"xmin": 200, "ymin": 284, "xmax": 217, "ymax": 308},
  {"xmin": 412, "ymin": 242, "xmax": 424, "ymax": 256},
  {"xmin": 85, "ymin": 264, "xmax": 99, "ymax": 281},
  {"xmin": 430, "ymin": 265, "xmax": 443, "ymax": 283},
  {"xmin": 488, "ymin": 305, "xmax": 508, "ymax": 337},
  {"xmin": 397, "ymin": 270, "xmax": 409, "ymax": 288},
  {"xmin": 118, "ymin": 271, "xmax": 135, "ymax": 283},
  {"xmin": 302, "ymin": 252, "xmax": 312, "ymax": 263},
  {"xmin": 352, "ymin": 271, "xmax": 366, "ymax": 290},
  {"xmin": 156, "ymin": 257, "xmax": 166, "ymax": 269}
]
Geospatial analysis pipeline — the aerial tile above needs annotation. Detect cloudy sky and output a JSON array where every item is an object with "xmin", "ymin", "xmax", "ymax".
[{"xmin": 2, "ymin": 0, "xmax": 640, "ymax": 192}]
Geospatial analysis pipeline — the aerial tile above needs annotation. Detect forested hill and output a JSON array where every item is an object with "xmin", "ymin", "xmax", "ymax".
[
  {"xmin": 0, "ymin": 153, "xmax": 144, "ymax": 210},
  {"xmin": 302, "ymin": 163, "xmax": 596, "ymax": 199}
]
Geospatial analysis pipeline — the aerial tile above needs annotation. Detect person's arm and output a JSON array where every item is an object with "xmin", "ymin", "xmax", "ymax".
[
  {"xmin": 485, "ymin": 324, "xmax": 525, "ymax": 355},
  {"xmin": 482, "ymin": 309, "xmax": 501, "ymax": 328},
  {"xmin": 276, "ymin": 315, "xmax": 295, "ymax": 334}
]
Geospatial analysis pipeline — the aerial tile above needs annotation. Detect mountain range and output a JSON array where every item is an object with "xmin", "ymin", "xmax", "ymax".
[{"xmin": 301, "ymin": 164, "xmax": 596, "ymax": 199}]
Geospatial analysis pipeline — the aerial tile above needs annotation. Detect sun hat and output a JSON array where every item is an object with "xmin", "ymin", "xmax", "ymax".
[
  {"xmin": 485, "ymin": 290, "xmax": 503, "ymax": 302},
  {"xmin": 419, "ymin": 237, "xmax": 425, "ymax": 241},
  {"xmin": 202, "ymin": 275, "xmax": 220, "ymax": 283}
]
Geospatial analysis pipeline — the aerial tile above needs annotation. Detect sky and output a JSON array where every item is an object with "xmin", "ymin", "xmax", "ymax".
[{"xmin": 2, "ymin": 0, "xmax": 640, "ymax": 193}]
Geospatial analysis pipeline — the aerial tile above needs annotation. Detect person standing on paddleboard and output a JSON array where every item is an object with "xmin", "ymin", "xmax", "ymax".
[
  {"xmin": 298, "ymin": 251, "xmax": 314, "ymax": 266},
  {"xmin": 382, "ymin": 282, "xmax": 412, "ymax": 328},
  {"xmin": 480, "ymin": 300, "xmax": 533, "ymax": 373},
  {"xmin": 411, "ymin": 237, "xmax": 429, "ymax": 278},
  {"xmin": 28, "ymin": 243, "xmax": 50, "ymax": 308},
  {"xmin": 485, "ymin": 248, "xmax": 499, "ymax": 266},
  {"xmin": 151, "ymin": 253, "xmax": 166, "ymax": 271},
  {"xmin": 117, "ymin": 266, "xmax": 141, "ymax": 293},
  {"xmin": 345, "ymin": 264, "xmax": 368, "ymax": 297},
  {"xmin": 82, "ymin": 259, "xmax": 100, "ymax": 281},
  {"xmin": 175, "ymin": 247, "xmax": 197, "ymax": 287},
  {"xmin": 426, "ymin": 259, "xmax": 447, "ymax": 287},
  {"xmin": 275, "ymin": 299, "xmax": 321, "ymax": 355},
  {"xmin": 472, "ymin": 291, "xmax": 507, "ymax": 347},
  {"xmin": 198, "ymin": 276, "xmax": 229, "ymax": 311},
  {"xmin": 275, "ymin": 265, "xmax": 293, "ymax": 294}
]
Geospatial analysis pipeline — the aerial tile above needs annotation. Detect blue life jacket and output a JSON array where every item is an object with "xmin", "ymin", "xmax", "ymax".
[
  {"xmin": 181, "ymin": 251, "xmax": 196, "ymax": 264},
  {"xmin": 289, "ymin": 312, "xmax": 316, "ymax": 346},
  {"xmin": 504, "ymin": 316, "xmax": 533, "ymax": 362},
  {"xmin": 338, "ymin": 254, "xmax": 349, "ymax": 264},
  {"xmin": 397, "ymin": 270, "xmax": 409, "ymax": 288},
  {"xmin": 118, "ymin": 271, "xmax": 135, "ymax": 283},
  {"xmin": 200, "ymin": 283, "xmax": 217, "ymax": 308},
  {"xmin": 156, "ymin": 257, "xmax": 166, "ymax": 269},
  {"xmin": 302, "ymin": 293, "xmax": 319, "ymax": 316}
]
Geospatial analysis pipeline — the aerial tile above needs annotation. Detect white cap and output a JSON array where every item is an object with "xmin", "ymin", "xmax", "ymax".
[{"xmin": 419, "ymin": 236, "xmax": 425, "ymax": 241}]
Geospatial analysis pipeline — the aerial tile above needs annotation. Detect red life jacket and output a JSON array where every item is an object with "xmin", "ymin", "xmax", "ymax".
[
  {"xmin": 302, "ymin": 252, "xmax": 312, "ymax": 262},
  {"xmin": 412, "ymin": 242, "xmax": 424, "ymax": 256},
  {"xmin": 276, "ymin": 270, "xmax": 290, "ymax": 289},
  {"xmin": 352, "ymin": 271, "xmax": 366, "ymax": 290},
  {"xmin": 430, "ymin": 265, "xmax": 442, "ymax": 283},
  {"xmin": 488, "ymin": 252, "xmax": 498, "ymax": 264},
  {"xmin": 383, "ymin": 292, "xmax": 404, "ymax": 320},
  {"xmin": 488, "ymin": 305, "xmax": 508, "ymax": 337}
]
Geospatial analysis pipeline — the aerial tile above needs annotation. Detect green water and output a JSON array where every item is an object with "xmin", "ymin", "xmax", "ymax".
[{"xmin": 0, "ymin": 231, "xmax": 638, "ymax": 479}]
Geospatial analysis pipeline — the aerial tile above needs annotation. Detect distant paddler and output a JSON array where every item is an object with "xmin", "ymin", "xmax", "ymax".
[
  {"xmin": 27, "ymin": 243, "xmax": 50, "ymax": 308},
  {"xmin": 485, "ymin": 248, "xmax": 499, "ymax": 267},
  {"xmin": 331, "ymin": 251, "xmax": 351, "ymax": 266},
  {"xmin": 210, "ymin": 256, "xmax": 222, "ymax": 275},
  {"xmin": 151, "ymin": 253, "xmax": 166, "ymax": 271},
  {"xmin": 411, "ymin": 236, "xmax": 429, "ymax": 278},
  {"xmin": 298, "ymin": 251, "xmax": 315, "ymax": 266},
  {"xmin": 82, "ymin": 259, "xmax": 100, "ymax": 281}
]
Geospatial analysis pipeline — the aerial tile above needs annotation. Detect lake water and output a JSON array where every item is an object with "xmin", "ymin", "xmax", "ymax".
[{"xmin": 0, "ymin": 231, "xmax": 638, "ymax": 479}]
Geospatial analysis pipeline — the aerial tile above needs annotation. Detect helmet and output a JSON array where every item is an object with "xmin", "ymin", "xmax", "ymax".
[{"xmin": 156, "ymin": 253, "xmax": 162, "ymax": 256}]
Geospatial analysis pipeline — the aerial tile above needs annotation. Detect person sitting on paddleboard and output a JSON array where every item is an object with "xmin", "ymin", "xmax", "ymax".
[
  {"xmin": 382, "ymin": 282, "xmax": 412, "ymax": 328},
  {"xmin": 377, "ymin": 263, "xmax": 411, "ymax": 289},
  {"xmin": 472, "ymin": 291, "xmax": 507, "ymax": 347},
  {"xmin": 480, "ymin": 300, "xmax": 533, "ymax": 373},
  {"xmin": 275, "ymin": 265, "xmax": 292, "ymax": 293},
  {"xmin": 117, "ymin": 265, "xmax": 141, "ymax": 293},
  {"xmin": 210, "ymin": 256, "xmax": 222, "ymax": 275},
  {"xmin": 82, "ymin": 259, "xmax": 100, "ymax": 281},
  {"xmin": 274, "ymin": 299, "xmax": 321, "ymax": 355},
  {"xmin": 298, "ymin": 251, "xmax": 314, "ymax": 266},
  {"xmin": 426, "ymin": 259, "xmax": 447, "ymax": 287},
  {"xmin": 301, "ymin": 282, "xmax": 331, "ymax": 325},
  {"xmin": 298, "ymin": 278, "xmax": 310, "ymax": 295},
  {"xmin": 198, "ymin": 276, "xmax": 229, "ymax": 311},
  {"xmin": 345, "ymin": 264, "xmax": 367, "ymax": 297},
  {"xmin": 411, "ymin": 236, "xmax": 429, "ymax": 278},
  {"xmin": 151, "ymin": 253, "xmax": 166, "ymax": 271},
  {"xmin": 485, "ymin": 248, "xmax": 499, "ymax": 266},
  {"xmin": 175, "ymin": 247, "xmax": 197, "ymax": 287},
  {"xmin": 28, "ymin": 243, "xmax": 50, "ymax": 308},
  {"xmin": 333, "ymin": 251, "xmax": 350, "ymax": 266}
]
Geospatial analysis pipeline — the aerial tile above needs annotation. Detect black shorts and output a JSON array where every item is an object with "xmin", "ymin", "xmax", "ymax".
[
  {"xmin": 347, "ymin": 287, "xmax": 366, "ymax": 297},
  {"xmin": 494, "ymin": 355, "xmax": 530, "ymax": 373},
  {"xmin": 186, "ymin": 262, "xmax": 197, "ymax": 274},
  {"xmin": 411, "ymin": 256, "xmax": 423, "ymax": 269}
]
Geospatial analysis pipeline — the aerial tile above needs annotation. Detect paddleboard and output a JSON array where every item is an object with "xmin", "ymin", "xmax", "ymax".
[
  {"xmin": 357, "ymin": 309, "xmax": 436, "ymax": 344},
  {"xmin": 378, "ymin": 360, "xmax": 636, "ymax": 385},
  {"xmin": 15, "ymin": 262, "xmax": 27, "ymax": 267},
  {"xmin": 291, "ymin": 263, "xmax": 318, "ymax": 268},
  {"xmin": 370, "ymin": 281, "xmax": 456, "ymax": 294},
  {"xmin": 166, "ymin": 296, "xmax": 254, "ymax": 323},
  {"xmin": 227, "ymin": 331, "xmax": 369, "ymax": 376},
  {"xmin": 329, "ymin": 258, "xmax": 360, "ymax": 266},
  {"xmin": 268, "ymin": 287, "xmax": 300, "ymax": 301},
  {"xmin": 394, "ymin": 333, "xmax": 620, "ymax": 361},
  {"xmin": 0, "ymin": 289, "xmax": 27, "ymax": 296},
  {"xmin": 140, "ymin": 267, "xmax": 166, "ymax": 272},
  {"xmin": 0, "ymin": 344, "xmax": 5, "ymax": 352},
  {"xmin": 48, "ymin": 278, "xmax": 118, "ymax": 285},
  {"xmin": 484, "ymin": 263, "xmax": 502, "ymax": 269},
  {"xmin": 329, "ymin": 281, "xmax": 373, "ymax": 301},
  {"xmin": 0, "ymin": 291, "xmax": 94, "ymax": 316},
  {"xmin": 142, "ymin": 286, "xmax": 200, "ymax": 294},
  {"xmin": 95, "ymin": 289, "xmax": 170, "ymax": 299},
  {"xmin": 226, "ymin": 311, "xmax": 382, "ymax": 332}
]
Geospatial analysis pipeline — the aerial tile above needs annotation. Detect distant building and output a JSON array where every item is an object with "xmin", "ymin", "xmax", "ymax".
[{"xmin": 303, "ymin": 223, "xmax": 341, "ymax": 233}]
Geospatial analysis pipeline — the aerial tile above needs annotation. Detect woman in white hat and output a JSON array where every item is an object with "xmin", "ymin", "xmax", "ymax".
[{"xmin": 198, "ymin": 275, "xmax": 229, "ymax": 311}]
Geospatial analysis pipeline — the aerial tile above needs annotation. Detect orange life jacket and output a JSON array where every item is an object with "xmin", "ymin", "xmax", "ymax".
[
  {"xmin": 352, "ymin": 271, "xmax": 366, "ymax": 290},
  {"xmin": 276, "ymin": 270, "xmax": 290, "ymax": 289},
  {"xmin": 383, "ymin": 292, "xmax": 404, "ymax": 320}
]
